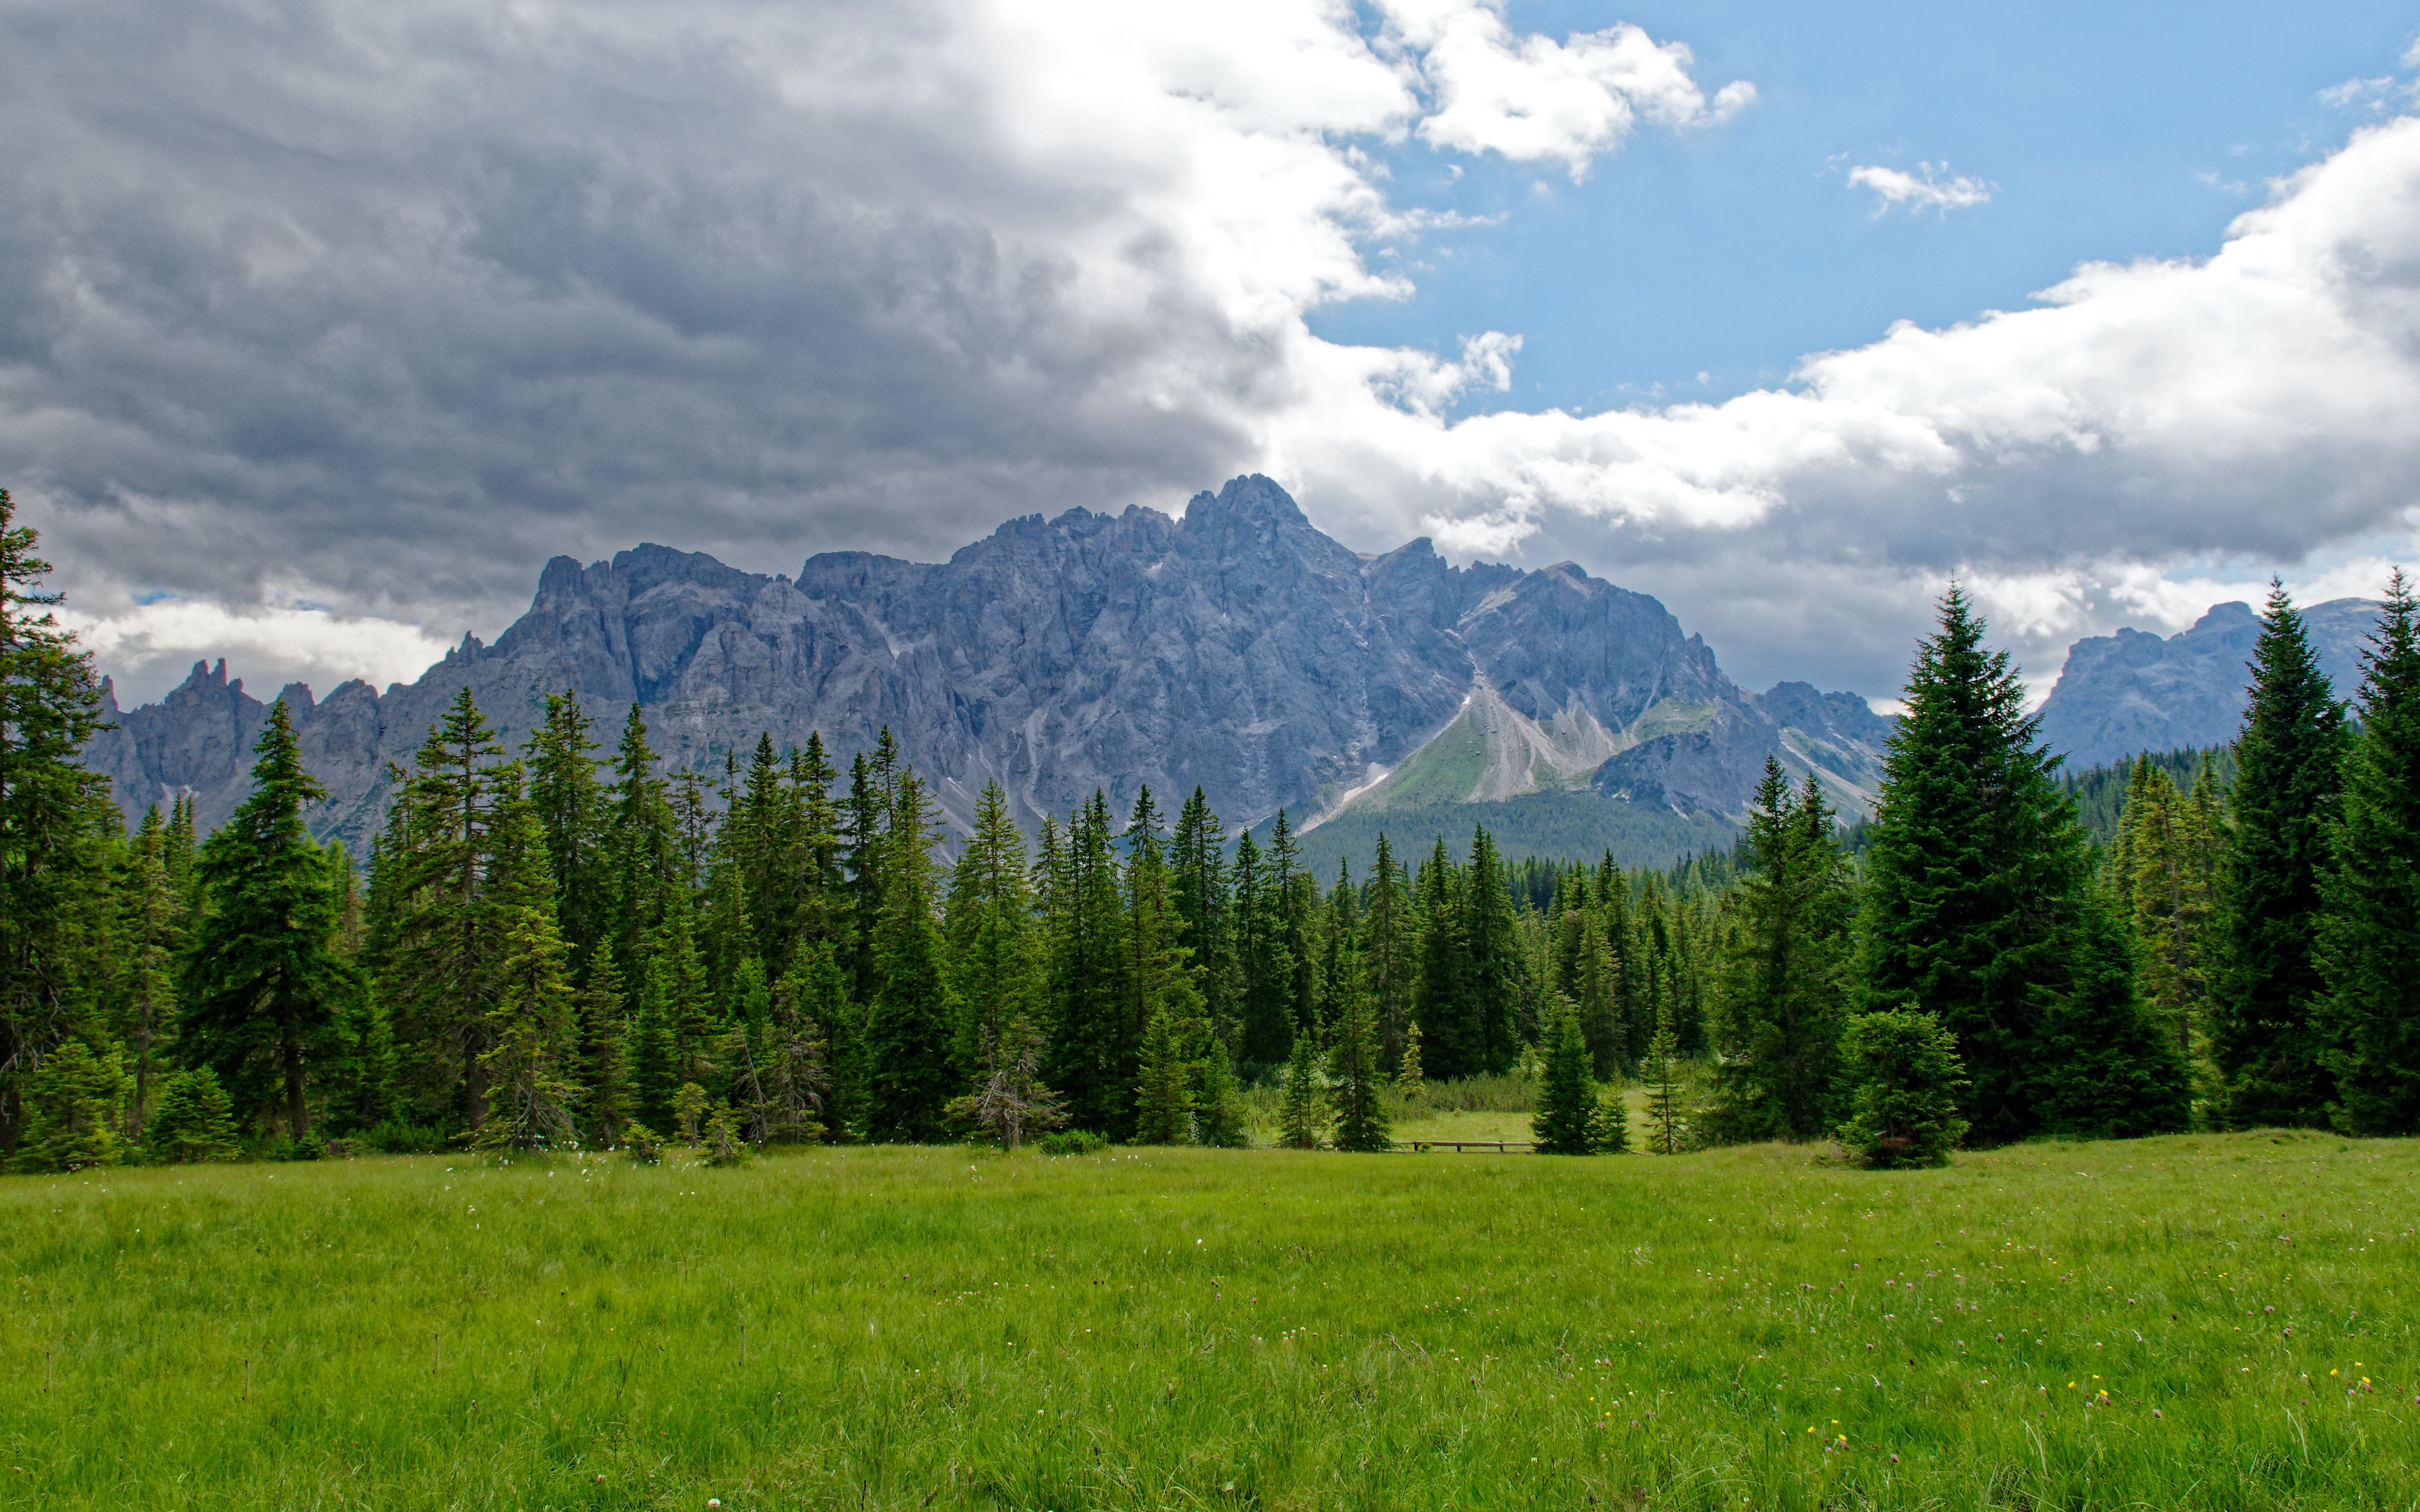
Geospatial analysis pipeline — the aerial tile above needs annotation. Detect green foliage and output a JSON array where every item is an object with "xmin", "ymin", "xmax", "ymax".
[
  {"xmin": 144, "ymin": 1067, "xmax": 240, "ymax": 1164},
  {"xmin": 2107, "ymin": 753, "xmax": 2223, "ymax": 1106},
  {"xmin": 1589, "ymin": 1082, "xmax": 1629, "ymax": 1153},
  {"xmin": 947, "ymin": 1015, "xmax": 1066, "ymax": 1152},
  {"xmin": 863, "ymin": 774, "xmax": 958, "ymax": 1143},
  {"xmin": 10, "ymin": 1039, "xmax": 125, "ymax": 1171},
  {"xmin": 1275, "ymin": 1030, "xmax": 1324, "ymax": 1149},
  {"xmin": 2319, "ymin": 571, "xmax": 2420, "ymax": 1135},
  {"xmin": 1130, "ymin": 1004, "xmax": 1194, "ymax": 1145},
  {"xmin": 2213, "ymin": 581, "xmax": 2348, "ymax": 1128},
  {"xmin": 2037, "ymin": 888, "xmax": 2192, "ymax": 1139},
  {"xmin": 1857, "ymin": 587, "xmax": 2100, "ymax": 1146},
  {"xmin": 181, "ymin": 700, "xmax": 358, "ymax": 1139},
  {"xmin": 672, "ymin": 1083, "xmax": 707, "ymax": 1145},
  {"xmin": 1707, "ymin": 761, "xmax": 1852, "ymax": 1143},
  {"xmin": 620, "ymin": 1120, "xmax": 664, "ymax": 1164},
  {"xmin": 1838, "ymin": 1009, "xmax": 1970, "ymax": 1168},
  {"xmin": 1034, "ymin": 1127, "xmax": 1105, "ymax": 1155},
  {"xmin": 1395, "ymin": 1019, "xmax": 1424, "ymax": 1099},
  {"xmin": 701, "ymin": 1103, "xmax": 748, "ymax": 1166},
  {"xmin": 1530, "ymin": 997, "xmax": 1596, "ymax": 1155},
  {"xmin": 471, "ymin": 907, "xmax": 581, "ymax": 1152},
  {"xmin": 1190, "ymin": 1031, "xmax": 1248, "ymax": 1148},
  {"xmin": 1638, "ymin": 1000, "xmax": 1695, "ymax": 1155},
  {"xmin": 1325, "ymin": 978, "xmax": 1391, "ymax": 1152}
]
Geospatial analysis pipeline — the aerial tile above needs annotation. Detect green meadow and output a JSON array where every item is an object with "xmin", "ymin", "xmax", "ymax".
[{"xmin": 5, "ymin": 1132, "xmax": 2417, "ymax": 1511}]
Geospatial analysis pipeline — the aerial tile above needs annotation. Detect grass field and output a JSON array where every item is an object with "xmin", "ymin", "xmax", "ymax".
[{"xmin": 5, "ymin": 1131, "xmax": 2417, "ymax": 1510}]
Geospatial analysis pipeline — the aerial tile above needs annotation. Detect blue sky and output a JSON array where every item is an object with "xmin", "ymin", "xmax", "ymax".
[{"xmin": 1325, "ymin": 1, "xmax": 2419, "ymax": 414}]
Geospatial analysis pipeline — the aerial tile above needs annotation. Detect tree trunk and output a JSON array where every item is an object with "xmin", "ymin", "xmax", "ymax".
[{"xmin": 284, "ymin": 1021, "xmax": 310, "ymax": 1138}]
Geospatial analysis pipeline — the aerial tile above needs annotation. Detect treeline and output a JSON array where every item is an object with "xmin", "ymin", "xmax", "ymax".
[{"xmin": 6, "ymin": 478, "xmax": 2417, "ymax": 1170}]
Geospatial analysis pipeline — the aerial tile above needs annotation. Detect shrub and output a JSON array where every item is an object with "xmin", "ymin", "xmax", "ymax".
[
  {"xmin": 1036, "ymin": 1128, "xmax": 1107, "ymax": 1156},
  {"xmin": 144, "ymin": 1067, "xmax": 241, "ymax": 1164},
  {"xmin": 622, "ymin": 1121, "xmax": 667, "ymax": 1166},
  {"xmin": 11, "ymin": 1041, "xmax": 126, "ymax": 1173},
  {"xmin": 1837, "ymin": 1010, "xmax": 1970, "ymax": 1169}
]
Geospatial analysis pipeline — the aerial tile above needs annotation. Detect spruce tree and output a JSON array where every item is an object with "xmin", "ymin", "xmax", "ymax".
[
  {"xmin": 1532, "ymin": 996, "xmax": 1598, "ymax": 1155},
  {"xmin": 792, "ymin": 940, "xmax": 863, "ymax": 1142},
  {"xmin": 523, "ymin": 690, "xmax": 611, "ymax": 973},
  {"xmin": 145, "ymin": 1067, "xmax": 240, "ymax": 1162},
  {"xmin": 863, "ymin": 772, "xmax": 957, "ymax": 1142},
  {"xmin": 2116, "ymin": 755, "xmax": 2220, "ymax": 1070},
  {"xmin": 1327, "ymin": 971, "xmax": 1392, "ymax": 1152},
  {"xmin": 944, "ymin": 781, "xmax": 1039, "ymax": 1078},
  {"xmin": 2213, "ymin": 581, "xmax": 2348, "ymax": 1127},
  {"xmin": 1461, "ymin": 827, "xmax": 1523, "ymax": 1074},
  {"xmin": 1232, "ymin": 829, "xmax": 1296, "ymax": 1068},
  {"xmin": 946, "ymin": 1014, "xmax": 1066, "ymax": 1152},
  {"xmin": 1412, "ymin": 840, "xmax": 1478, "ymax": 1078},
  {"xmin": 0, "ymin": 488, "xmax": 117, "ymax": 1154},
  {"xmin": 182, "ymin": 701, "xmax": 358, "ymax": 1138},
  {"xmin": 2319, "ymin": 571, "xmax": 2420, "ymax": 1134},
  {"xmin": 1360, "ymin": 833, "xmax": 1415, "ymax": 1069},
  {"xmin": 1397, "ymin": 1019, "xmax": 1425, "ymax": 1099},
  {"xmin": 764, "ymin": 966, "xmax": 829, "ymax": 1144},
  {"xmin": 1045, "ymin": 793, "xmax": 1132, "ymax": 1133},
  {"xmin": 1855, "ymin": 586, "xmax": 2093, "ymax": 1145},
  {"xmin": 2037, "ymin": 887, "xmax": 2192, "ymax": 1138},
  {"xmin": 1170, "ymin": 787, "xmax": 1243, "ymax": 1045},
  {"xmin": 473, "ymin": 907, "xmax": 582, "ymax": 1150},
  {"xmin": 1191, "ymin": 1028, "xmax": 1249, "ymax": 1147},
  {"xmin": 9, "ymin": 1039, "xmax": 125, "ymax": 1171},
  {"xmin": 1837, "ymin": 1010, "xmax": 1969, "ymax": 1169},
  {"xmin": 1708, "ymin": 763, "xmax": 1852, "ymax": 1142},
  {"xmin": 1590, "ymin": 1080, "xmax": 1629, "ymax": 1154},
  {"xmin": 113, "ymin": 805, "xmax": 183, "ymax": 1140},
  {"xmin": 577, "ymin": 948, "xmax": 633, "ymax": 1143},
  {"xmin": 1276, "ymin": 1028, "xmax": 1324, "ymax": 1149},
  {"xmin": 1639, "ymin": 999, "xmax": 1691, "ymax": 1155},
  {"xmin": 1131, "ymin": 1002, "xmax": 1196, "ymax": 1144},
  {"xmin": 1124, "ymin": 786, "xmax": 1206, "ymax": 1105}
]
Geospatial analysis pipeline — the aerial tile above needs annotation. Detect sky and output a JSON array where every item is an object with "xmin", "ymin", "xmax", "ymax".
[{"xmin": 6, "ymin": 0, "xmax": 2420, "ymax": 706}]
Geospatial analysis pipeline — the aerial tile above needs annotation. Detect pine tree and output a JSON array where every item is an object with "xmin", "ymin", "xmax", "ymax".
[
  {"xmin": 9, "ymin": 1038, "xmax": 124, "ymax": 1171},
  {"xmin": 944, "ymin": 781, "xmax": 1038, "ymax": 1078},
  {"xmin": 1276, "ymin": 1026, "xmax": 1323, "ymax": 1149},
  {"xmin": 1412, "ymin": 840, "xmax": 1478, "ymax": 1078},
  {"xmin": 1361, "ymin": 833, "xmax": 1415, "ymax": 1070},
  {"xmin": 1639, "ymin": 999, "xmax": 1692, "ymax": 1155},
  {"xmin": 2319, "ymin": 570, "xmax": 2420, "ymax": 1134},
  {"xmin": 764, "ymin": 965, "xmax": 829, "ymax": 1144},
  {"xmin": 1837, "ymin": 1010, "xmax": 1970, "ymax": 1169},
  {"xmin": 2116, "ymin": 755, "xmax": 2220, "ymax": 1072},
  {"xmin": 576, "ymin": 948, "xmax": 634, "ymax": 1143},
  {"xmin": 2213, "ymin": 581, "xmax": 2348, "ymax": 1127},
  {"xmin": 1233, "ymin": 828, "xmax": 1296, "ymax": 1068},
  {"xmin": 473, "ymin": 907, "xmax": 582, "ymax": 1150},
  {"xmin": 2038, "ymin": 887, "xmax": 2192, "ymax": 1138},
  {"xmin": 1855, "ymin": 586, "xmax": 2094, "ymax": 1145},
  {"xmin": 863, "ymin": 772, "xmax": 957, "ymax": 1142},
  {"xmin": 1327, "ymin": 970, "xmax": 1392, "ymax": 1152},
  {"xmin": 0, "ymin": 488, "xmax": 117, "ymax": 1154},
  {"xmin": 946, "ymin": 1014, "xmax": 1066, "ymax": 1152},
  {"xmin": 1532, "ymin": 996, "xmax": 1598, "ymax": 1155},
  {"xmin": 1046, "ymin": 792, "xmax": 1133, "ymax": 1133},
  {"xmin": 1170, "ymin": 787, "xmax": 1243, "ymax": 1046},
  {"xmin": 1397, "ymin": 1019, "xmax": 1425, "ymax": 1100},
  {"xmin": 628, "ymin": 955, "xmax": 678, "ymax": 1132},
  {"xmin": 144, "ymin": 1067, "xmax": 240, "ymax": 1162},
  {"xmin": 1461, "ymin": 827, "xmax": 1523, "ymax": 1074},
  {"xmin": 1191, "ymin": 1028, "xmax": 1249, "ymax": 1147},
  {"xmin": 523, "ymin": 690, "xmax": 611, "ymax": 973},
  {"xmin": 606, "ymin": 702, "xmax": 679, "ymax": 993},
  {"xmin": 1132, "ymin": 1002, "xmax": 1196, "ymax": 1145},
  {"xmin": 182, "ymin": 701, "xmax": 358, "ymax": 1138},
  {"xmin": 1590, "ymin": 1080, "xmax": 1629, "ymax": 1154},
  {"xmin": 113, "ymin": 805, "xmax": 183, "ymax": 1140},
  {"xmin": 1708, "ymin": 762, "xmax": 1852, "ymax": 1142},
  {"xmin": 791, "ymin": 940, "xmax": 862, "ymax": 1142}
]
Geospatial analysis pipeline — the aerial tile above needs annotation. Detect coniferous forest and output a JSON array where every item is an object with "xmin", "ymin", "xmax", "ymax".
[{"xmin": 8, "ymin": 486, "xmax": 2420, "ymax": 1171}]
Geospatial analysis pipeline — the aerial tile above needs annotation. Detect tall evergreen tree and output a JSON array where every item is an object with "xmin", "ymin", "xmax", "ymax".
[
  {"xmin": 1233, "ymin": 829, "xmax": 1295, "ymax": 1068},
  {"xmin": 1324, "ymin": 954, "xmax": 1390, "ymax": 1152},
  {"xmin": 181, "ymin": 701, "xmax": 358, "ymax": 1137},
  {"xmin": 2037, "ymin": 886, "xmax": 2192, "ymax": 1138},
  {"xmin": 1855, "ymin": 586, "xmax": 2094, "ymax": 1145},
  {"xmin": 1461, "ymin": 827, "xmax": 1523, "ymax": 1074},
  {"xmin": 2213, "ymin": 581, "xmax": 2348, "ymax": 1127},
  {"xmin": 1707, "ymin": 763, "xmax": 1852, "ymax": 1142},
  {"xmin": 1131, "ymin": 1002, "xmax": 1196, "ymax": 1145},
  {"xmin": 863, "ymin": 772, "xmax": 956, "ymax": 1142},
  {"xmin": 1359, "ymin": 832, "xmax": 1415, "ymax": 1070},
  {"xmin": 523, "ymin": 690, "xmax": 611, "ymax": 973},
  {"xmin": 1638, "ymin": 998, "xmax": 1691, "ymax": 1155},
  {"xmin": 945, "ymin": 781, "xmax": 1040, "ymax": 1077},
  {"xmin": 1170, "ymin": 787, "xmax": 1243, "ymax": 1044},
  {"xmin": 113, "ymin": 805, "xmax": 182, "ymax": 1140},
  {"xmin": 577, "ymin": 949, "xmax": 634, "ymax": 1143},
  {"xmin": 1412, "ymin": 839, "xmax": 1478, "ymax": 1078},
  {"xmin": 1276, "ymin": 1027, "xmax": 1324, "ymax": 1149},
  {"xmin": 1046, "ymin": 792, "xmax": 1134, "ymax": 1133},
  {"xmin": 1532, "ymin": 996, "xmax": 1598, "ymax": 1155},
  {"xmin": 2319, "ymin": 571, "xmax": 2420, "ymax": 1134},
  {"xmin": 474, "ymin": 907, "xmax": 582, "ymax": 1150},
  {"xmin": 2114, "ymin": 755, "xmax": 2221, "ymax": 1071},
  {"xmin": 0, "ymin": 488, "xmax": 116, "ymax": 1152},
  {"xmin": 9, "ymin": 1038, "xmax": 124, "ymax": 1171},
  {"xmin": 606, "ymin": 703, "xmax": 678, "ymax": 995}
]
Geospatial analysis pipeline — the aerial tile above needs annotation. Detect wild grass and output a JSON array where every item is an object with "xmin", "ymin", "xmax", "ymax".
[{"xmin": 3, "ymin": 1130, "xmax": 2416, "ymax": 1509}]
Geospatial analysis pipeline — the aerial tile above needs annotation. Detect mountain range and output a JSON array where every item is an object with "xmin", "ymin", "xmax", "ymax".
[
  {"xmin": 81, "ymin": 475, "xmax": 2388, "ymax": 867},
  {"xmin": 79, "ymin": 476, "xmax": 1894, "ymax": 869}
]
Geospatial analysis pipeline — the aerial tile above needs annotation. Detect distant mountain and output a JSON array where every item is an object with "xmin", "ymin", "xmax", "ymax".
[
  {"xmin": 81, "ymin": 476, "xmax": 1893, "ymax": 867},
  {"xmin": 2035, "ymin": 598, "xmax": 2378, "ymax": 769}
]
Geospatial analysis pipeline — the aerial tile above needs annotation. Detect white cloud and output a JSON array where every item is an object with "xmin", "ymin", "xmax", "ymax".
[
  {"xmin": 1848, "ymin": 161, "xmax": 1994, "ymax": 215},
  {"xmin": 1381, "ymin": 2, "xmax": 1754, "ymax": 177},
  {"xmin": 60, "ymin": 596, "xmax": 452, "ymax": 704}
]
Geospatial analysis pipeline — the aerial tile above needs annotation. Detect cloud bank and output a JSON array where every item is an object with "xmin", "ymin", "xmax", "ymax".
[{"xmin": 1, "ymin": 0, "xmax": 2416, "ymax": 705}]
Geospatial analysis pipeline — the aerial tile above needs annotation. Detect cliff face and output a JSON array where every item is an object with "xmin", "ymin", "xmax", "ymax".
[
  {"xmin": 2036, "ymin": 598, "xmax": 2378, "ymax": 769},
  {"xmin": 84, "ymin": 476, "xmax": 1894, "ymax": 857}
]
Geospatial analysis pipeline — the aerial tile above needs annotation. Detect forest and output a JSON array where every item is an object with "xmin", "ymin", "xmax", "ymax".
[{"xmin": 6, "ymin": 483, "xmax": 2418, "ymax": 1170}]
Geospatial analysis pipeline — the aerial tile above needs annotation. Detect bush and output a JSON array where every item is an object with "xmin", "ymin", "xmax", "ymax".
[
  {"xmin": 1036, "ymin": 1128, "xmax": 1107, "ymax": 1156},
  {"xmin": 1837, "ymin": 1010, "xmax": 1970, "ymax": 1169},
  {"xmin": 352, "ymin": 1119, "xmax": 451, "ymax": 1154},
  {"xmin": 622, "ymin": 1121, "xmax": 667, "ymax": 1166},
  {"xmin": 144, "ymin": 1067, "xmax": 241, "ymax": 1164},
  {"xmin": 11, "ymin": 1041, "xmax": 126, "ymax": 1172},
  {"xmin": 701, "ymin": 1104, "xmax": 749, "ymax": 1166}
]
